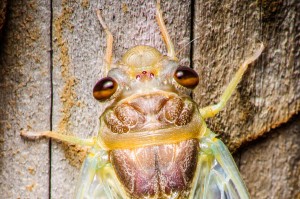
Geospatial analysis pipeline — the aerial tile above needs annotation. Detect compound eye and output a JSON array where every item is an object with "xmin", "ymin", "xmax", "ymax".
[
  {"xmin": 93, "ymin": 77, "xmax": 118, "ymax": 101},
  {"xmin": 174, "ymin": 66, "xmax": 199, "ymax": 89}
]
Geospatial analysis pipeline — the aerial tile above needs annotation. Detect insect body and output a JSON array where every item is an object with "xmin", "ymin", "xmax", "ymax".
[{"xmin": 21, "ymin": 1, "xmax": 264, "ymax": 198}]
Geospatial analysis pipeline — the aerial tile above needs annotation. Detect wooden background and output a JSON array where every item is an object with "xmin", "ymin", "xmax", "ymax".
[{"xmin": 0, "ymin": 0, "xmax": 299, "ymax": 198}]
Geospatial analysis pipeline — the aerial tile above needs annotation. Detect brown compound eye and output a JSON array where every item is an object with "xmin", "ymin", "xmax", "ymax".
[
  {"xmin": 93, "ymin": 77, "xmax": 118, "ymax": 101},
  {"xmin": 174, "ymin": 66, "xmax": 199, "ymax": 89}
]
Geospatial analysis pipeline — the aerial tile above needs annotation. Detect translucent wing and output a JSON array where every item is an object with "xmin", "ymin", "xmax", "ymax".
[
  {"xmin": 75, "ymin": 149, "xmax": 127, "ymax": 199},
  {"xmin": 190, "ymin": 131, "xmax": 250, "ymax": 199}
]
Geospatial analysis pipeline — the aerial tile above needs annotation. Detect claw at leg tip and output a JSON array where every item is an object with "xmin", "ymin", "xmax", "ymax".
[
  {"xmin": 20, "ymin": 130, "xmax": 44, "ymax": 140},
  {"xmin": 260, "ymin": 43, "xmax": 265, "ymax": 50},
  {"xmin": 156, "ymin": 0, "xmax": 161, "ymax": 9}
]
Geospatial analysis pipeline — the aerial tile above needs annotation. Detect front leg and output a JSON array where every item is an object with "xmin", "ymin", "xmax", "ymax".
[
  {"xmin": 21, "ymin": 130, "xmax": 96, "ymax": 147},
  {"xmin": 200, "ymin": 44, "xmax": 264, "ymax": 119}
]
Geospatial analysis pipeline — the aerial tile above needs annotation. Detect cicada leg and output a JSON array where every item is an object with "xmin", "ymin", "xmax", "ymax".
[
  {"xmin": 199, "ymin": 44, "xmax": 264, "ymax": 119},
  {"xmin": 156, "ymin": 0, "xmax": 176, "ymax": 59},
  {"xmin": 96, "ymin": 10, "xmax": 113, "ymax": 73},
  {"xmin": 20, "ymin": 130, "xmax": 96, "ymax": 147},
  {"xmin": 190, "ymin": 129, "xmax": 250, "ymax": 199}
]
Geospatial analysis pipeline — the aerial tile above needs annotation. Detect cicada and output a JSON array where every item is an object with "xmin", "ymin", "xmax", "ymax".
[{"xmin": 22, "ymin": 1, "xmax": 264, "ymax": 198}]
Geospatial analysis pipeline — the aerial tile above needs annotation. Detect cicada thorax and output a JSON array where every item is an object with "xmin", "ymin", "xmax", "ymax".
[{"xmin": 104, "ymin": 94, "xmax": 195, "ymax": 134}]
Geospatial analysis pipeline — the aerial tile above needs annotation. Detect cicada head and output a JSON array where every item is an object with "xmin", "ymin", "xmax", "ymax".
[{"xmin": 93, "ymin": 45, "xmax": 199, "ymax": 102}]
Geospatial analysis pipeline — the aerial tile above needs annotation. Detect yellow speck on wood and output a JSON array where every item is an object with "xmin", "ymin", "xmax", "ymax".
[
  {"xmin": 81, "ymin": 0, "xmax": 89, "ymax": 9},
  {"xmin": 26, "ymin": 183, "xmax": 36, "ymax": 192},
  {"xmin": 27, "ymin": 167, "xmax": 36, "ymax": 175},
  {"xmin": 53, "ymin": 1, "xmax": 86, "ymax": 168},
  {"xmin": 122, "ymin": 3, "xmax": 128, "ymax": 13},
  {"xmin": 64, "ymin": 145, "xmax": 88, "ymax": 168}
]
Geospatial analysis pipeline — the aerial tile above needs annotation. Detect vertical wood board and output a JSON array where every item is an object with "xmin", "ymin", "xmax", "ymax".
[
  {"xmin": 193, "ymin": 0, "xmax": 300, "ymax": 197},
  {"xmin": 193, "ymin": 0, "xmax": 300, "ymax": 151},
  {"xmin": 0, "ymin": 0, "xmax": 51, "ymax": 198}
]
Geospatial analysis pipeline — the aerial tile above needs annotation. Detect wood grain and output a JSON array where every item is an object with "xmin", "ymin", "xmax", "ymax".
[
  {"xmin": 0, "ymin": 0, "xmax": 50, "ymax": 197},
  {"xmin": 238, "ymin": 115, "xmax": 300, "ymax": 199}
]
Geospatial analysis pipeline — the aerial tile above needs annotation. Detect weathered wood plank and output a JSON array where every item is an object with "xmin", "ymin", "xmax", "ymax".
[
  {"xmin": 193, "ymin": 0, "xmax": 300, "ymax": 198},
  {"xmin": 0, "ymin": 0, "xmax": 50, "ymax": 198},
  {"xmin": 51, "ymin": 0, "xmax": 191, "ymax": 197},
  {"xmin": 248, "ymin": 5, "xmax": 300, "ymax": 195},
  {"xmin": 238, "ymin": 115, "xmax": 300, "ymax": 199},
  {"xmin": 193, "ymin": 0, "xmax": 300, "ymax": 151}
]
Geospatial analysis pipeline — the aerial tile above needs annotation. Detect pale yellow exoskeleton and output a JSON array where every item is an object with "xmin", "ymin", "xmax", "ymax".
[{"xmin": 21, "ymin": 1, "xmax": 264, "ymax": 198}]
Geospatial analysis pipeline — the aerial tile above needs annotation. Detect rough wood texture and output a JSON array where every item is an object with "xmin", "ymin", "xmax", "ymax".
[
  {"xmin": 192, "ymin": 1, "xmax": 300, "ymax": 198},
  {"xmin": 0, "ymin": 0, "xmax": 299, "ymax": 198},
  {"xmin": 0, "ymin": 0, "xmax": 50, "ymax": 198},
  {"xmin": 51, "ymin": 0, "xmax": 191, "ymax": 198},
  {"xmin": 238, "ymin": 115, "xmax": 300, "ymax": 199},
  {"xmin": 0, "ymin": 0, "xmax": 6, "ymax": 33},
  {"xmin": 193, "ymin": 0, "xmax": 300, "ymax": 151}
]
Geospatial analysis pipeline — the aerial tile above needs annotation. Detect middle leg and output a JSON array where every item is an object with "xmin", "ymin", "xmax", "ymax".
[{"xmin": 199, "ymin": 44, "xmax": 264, "ymax": 119}]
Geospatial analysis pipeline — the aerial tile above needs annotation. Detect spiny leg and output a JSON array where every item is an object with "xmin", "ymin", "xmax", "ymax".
[
  {"xmin": 21, "ymin": 130, "xmax": 96, "ymax": 147},
  {"xmin": 156, "ymin": 0, "xmax": 176, "ymax": 60},
  {"xmin": 96, "ymin": 10, "xmax": 113, "ymax": 74},
  {"xmin": 200, "ymin": 44, "xmax": 264, "ymax": 119}
]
